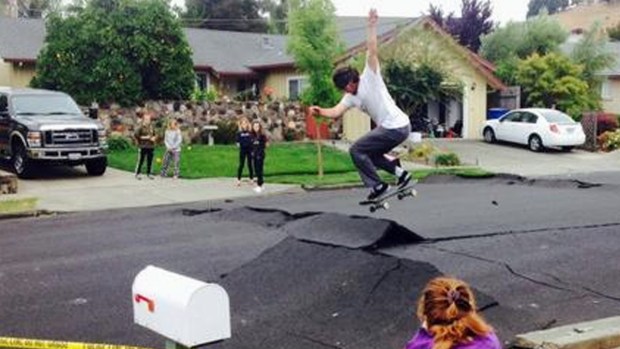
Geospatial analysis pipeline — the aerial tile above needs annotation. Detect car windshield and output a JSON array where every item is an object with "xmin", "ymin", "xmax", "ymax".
[
  {"xmin": 540, "ymin": 110, "xmax": 576, "ymax": 125},
  {"xmin": 11, "ymin": 94, "xmax": 83, "ymax": 116}
]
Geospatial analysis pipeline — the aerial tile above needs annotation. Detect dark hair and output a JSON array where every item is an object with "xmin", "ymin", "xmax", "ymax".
[{"xmin": 332, "ymin": 66, "xmax": 359, "ymax": 90}]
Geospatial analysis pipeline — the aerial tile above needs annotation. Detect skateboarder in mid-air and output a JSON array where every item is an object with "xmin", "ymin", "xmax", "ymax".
[{"xmin": 310, "ymin": 8, "xmax": 412, "ymax": 201}]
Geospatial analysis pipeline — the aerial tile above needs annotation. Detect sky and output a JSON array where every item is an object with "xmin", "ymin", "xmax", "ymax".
[{"xmin": 332, "ymin": 0, "xmax": 529, "ymax": 26}]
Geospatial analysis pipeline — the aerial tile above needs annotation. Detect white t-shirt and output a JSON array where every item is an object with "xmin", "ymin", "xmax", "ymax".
[{"xmin": 340, "ymin": 62, "xmax": 410, "ymax": 129}]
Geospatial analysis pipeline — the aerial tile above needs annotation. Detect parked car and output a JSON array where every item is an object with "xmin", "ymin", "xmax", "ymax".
[
  {"xmin": 0, "ymin": 87, "xmax": 108, "ymax": 178},
  {"xmin": 482, "ymin": 108, "xmax": 586, "ymax": 152}
]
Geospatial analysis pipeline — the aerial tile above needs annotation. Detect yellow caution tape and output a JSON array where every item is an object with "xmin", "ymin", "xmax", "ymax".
[{"xmin": 0, "ymin": 337, "xmax": 154, "ymax": 349}]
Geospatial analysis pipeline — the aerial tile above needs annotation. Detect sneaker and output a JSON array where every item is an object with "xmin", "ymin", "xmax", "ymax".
[
  {"xmin": 135, "ymin": 174, "xmax": 142, "ymax": 180},
  {"xmin": 397, "ymin": 171, "xmax": 412, "ymax": 188},
  {"xmin": 147, "ymin": 174, "xmax": 155, "ymax": 180},
  {"xmin": 367, "ymin": 183, "xmax": 389, "ymax": 200},
  {"xmin": 236, "ymin": 179, "xmax": 242, "ymax": 187},
  {"xmin": 173, "ymin": 175, "xmax": 178, "ymax": 180},
  {"xmin": 253, "ymin": 186, "xmax": 263, "ymax": 193}
]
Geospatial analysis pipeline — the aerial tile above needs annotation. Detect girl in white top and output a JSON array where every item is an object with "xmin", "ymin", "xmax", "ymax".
[{"xmin": 160, "ymin": 119, "xmax": 183, "ymax": 179}]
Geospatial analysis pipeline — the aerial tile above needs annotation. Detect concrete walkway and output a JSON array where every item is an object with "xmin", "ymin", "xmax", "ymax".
[{"xmin": 1, "ymin": 166, "xmax": 301, "ymax": 212}]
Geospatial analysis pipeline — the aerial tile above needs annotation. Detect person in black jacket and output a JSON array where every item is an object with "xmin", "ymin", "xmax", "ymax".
[
  {"xmin": 133, "ymin": 110, "xmax": 157, "ymax": 180},
  {"xmin": 236, "ymin": 117, "xmax": 254, "ymax": 186},
  {"xmin": 251, "ymin": 120, "xmax": 268, "ymax": 193}
]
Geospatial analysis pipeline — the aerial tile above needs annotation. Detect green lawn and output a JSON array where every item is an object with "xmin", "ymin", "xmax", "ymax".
[
  {"xmin": 0, "ymin": 197, "xmax": 38, "ymax": 214},
  {"xmin": 107, "ymin": 142, "xmax": 492, "ymax": 186}
]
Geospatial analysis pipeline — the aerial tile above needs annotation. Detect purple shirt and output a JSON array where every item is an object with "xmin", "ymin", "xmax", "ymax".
[{"xmin": 405, "ymin": 328, "xmax": 502, "ymax": 349}]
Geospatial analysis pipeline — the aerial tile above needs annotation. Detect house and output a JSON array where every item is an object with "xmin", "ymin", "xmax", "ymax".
[
  {"xmin": 0, "ymin": 15, "xmax": 505, "ymax": 140},
  {"xmin": 0, "ymin": 17, "xmax": 42, "ymax": 87},
  {"xmin": 561, "ymin": 39, "xmax": 620, "ymax": 115},
  {"xmin": 550, "ymin": 0, "xmax": 620, "ymax": 33}
]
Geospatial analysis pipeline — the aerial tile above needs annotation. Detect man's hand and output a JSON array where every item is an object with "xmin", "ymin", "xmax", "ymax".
[
  {"xmin": 309, "ymin": 106, "xmax": 322, "ymax": 116},
  {"xmin": 368, "ymin": 8, "xmax": 378, "ymax": 27}
]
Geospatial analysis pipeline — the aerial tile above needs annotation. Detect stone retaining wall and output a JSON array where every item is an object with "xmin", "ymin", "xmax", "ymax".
[{"xmin": 95, "ymin": 100, "xmax": 343, "ymax": 143}]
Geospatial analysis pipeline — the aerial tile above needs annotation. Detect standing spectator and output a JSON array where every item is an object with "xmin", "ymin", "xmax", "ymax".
[
  {"xmin": 404, "ymin": 276, "xmax": 501, "ymax": 349},
  {"xmin": 236, "ymin": 117, "xmax": 254, "ymax": 186},
  {"xmin": 251, "ymin": 120, "xmax": 268, "ymax": 193},
  {"xmin": 160, "ymin": 118, "xmax": 182, "ymax": 179},
  {"xmin": 134, "ymin": 110, "xmax": 157, "ymax": 180}
]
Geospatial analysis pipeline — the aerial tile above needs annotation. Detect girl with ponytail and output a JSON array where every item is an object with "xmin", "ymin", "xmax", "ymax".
[{"xmin": 405, "ymin": 277, "xmax": 502, "ymax": 349}]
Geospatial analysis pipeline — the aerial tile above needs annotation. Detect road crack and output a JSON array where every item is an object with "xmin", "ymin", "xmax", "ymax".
[{"xmin": 425, "ymin": 245, "xmax": 620, "ymax": 302}]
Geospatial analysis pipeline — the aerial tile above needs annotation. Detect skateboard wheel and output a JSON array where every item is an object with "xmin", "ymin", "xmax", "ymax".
[
  {"xmin": 397, "ymin": 193, "xmax": 404, "ymax": 200},
  {"xmin": 369, "ymin": 206, "xmax": 377, "ymax": 213},
  {"xmin": 383, "ymin": 202, "xmax": 390, "ymax": 210},
  {"xmin": 410, "ymin": 189, "xmax": 417, "ymax": 197}
]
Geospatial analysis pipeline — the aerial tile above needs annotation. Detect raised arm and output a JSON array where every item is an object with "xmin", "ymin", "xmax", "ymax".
[{"xmin": 367, "ymin": 8, "xmax": 379, "ymax": 73}]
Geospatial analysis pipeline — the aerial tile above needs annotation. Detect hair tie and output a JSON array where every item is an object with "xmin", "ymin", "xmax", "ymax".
[{"xmin": 447, "ymin": 289, "xmax": 460, "ymax": 303}]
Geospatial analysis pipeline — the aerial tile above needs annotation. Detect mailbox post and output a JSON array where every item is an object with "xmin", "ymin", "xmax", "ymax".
[{"xmin": 132, "ymin": 266, "xmax": 231, "ymax": 348}]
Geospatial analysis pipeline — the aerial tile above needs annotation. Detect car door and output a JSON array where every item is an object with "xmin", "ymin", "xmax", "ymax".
[
  {"xmin": 0, "ymin": 94, "xmax": 9, "ymax": 157},
  {"xmin": 516, "ymin": 111, "xmax": 539, "ymax": 145},
  {"xmin": 495, "ymin": 111, "xmax": 522, "ymax": 143}
]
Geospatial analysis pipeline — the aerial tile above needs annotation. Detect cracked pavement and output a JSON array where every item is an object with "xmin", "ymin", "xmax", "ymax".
[{"xmin": 2, "ymin": 174, "xmax": 620, "ymax": 349}]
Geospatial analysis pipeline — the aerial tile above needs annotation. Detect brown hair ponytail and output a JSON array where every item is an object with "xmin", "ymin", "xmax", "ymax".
[{"xmin": 417, "ymin": 277, "xmax": 492, "ymax": 349}]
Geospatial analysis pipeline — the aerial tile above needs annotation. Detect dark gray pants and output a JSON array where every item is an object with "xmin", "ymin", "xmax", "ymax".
[{"xmin": 349, "ymin": 124, "xmax": 411, "ymax": 188}]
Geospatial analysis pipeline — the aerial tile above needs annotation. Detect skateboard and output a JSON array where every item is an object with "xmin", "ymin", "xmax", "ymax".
[{"xmin": 359, "ymin": 184, "xmax": 417, "ymax": 213}]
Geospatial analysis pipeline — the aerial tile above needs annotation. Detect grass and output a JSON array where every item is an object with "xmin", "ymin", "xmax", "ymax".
[
  {"xmin": 107, "ymin": 142, "xmax": 492, "ymax": 186},
  {"xmin": 0, "ymin": 197, "xmax": 38, "ymax": 214}
]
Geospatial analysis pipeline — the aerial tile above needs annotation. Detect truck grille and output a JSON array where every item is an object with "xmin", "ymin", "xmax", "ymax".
[{"xmin": 44, "ymin": 129, "xmax": 98, "ymax": 147}]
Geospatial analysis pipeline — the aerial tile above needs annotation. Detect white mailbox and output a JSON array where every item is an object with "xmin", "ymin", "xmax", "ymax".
[{"xmin": 132, "ymin": 265, "xmax": 231, "ymax": 347}]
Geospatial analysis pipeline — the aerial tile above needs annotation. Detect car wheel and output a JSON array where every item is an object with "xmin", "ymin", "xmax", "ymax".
[
  {"xmin": 85, "ymin": 157, "xmax": 107, "ymax": 176},
  {"xmin": 11, "ymin": 142, "xmax": 34, "ymax": 178},
  {"xmin": 483, "ymin": 128, "xmax": 496, "ymax": 143},
  {"xmin": 528, "ymin": 135, "xmax": 544, "ymax": 152}
]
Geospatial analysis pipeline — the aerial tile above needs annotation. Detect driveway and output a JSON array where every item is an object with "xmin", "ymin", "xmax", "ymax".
[{"xmin": 427, "ymin": 139, "xmax": 620, "ymax": 177}]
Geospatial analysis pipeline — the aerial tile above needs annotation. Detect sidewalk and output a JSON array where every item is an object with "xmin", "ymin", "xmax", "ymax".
[{"xmin": 0, "ymin": 167, "xmax": 301, "ymax": 213}]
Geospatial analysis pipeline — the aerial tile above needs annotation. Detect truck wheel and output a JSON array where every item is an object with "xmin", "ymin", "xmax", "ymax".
[
  {"xmin": 12, "ymin": 142, "xmax": 34, "ymax": 178},
  {"xmin": 86, "ymin": 157, "xmax": 107, "ymax": 176}
]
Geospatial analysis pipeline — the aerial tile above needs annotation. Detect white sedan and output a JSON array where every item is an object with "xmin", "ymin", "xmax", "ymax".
[{"xmin": 482, "ymin": 108, "xmax": 586, "ymax": 152}]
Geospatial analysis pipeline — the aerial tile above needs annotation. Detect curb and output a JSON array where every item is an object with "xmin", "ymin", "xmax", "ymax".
[
  {"xmin": 514, "ymin": 316, "xmax": 620, "ymax": 349},
  {"xmin": 0, "ymin": 210, "xmax": 55, "ymax": 221}
]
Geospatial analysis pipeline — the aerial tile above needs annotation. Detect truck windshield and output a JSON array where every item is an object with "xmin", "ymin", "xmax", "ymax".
[{"xmin": 12, "ymin": 95, "xmax": 83, "ymax": 116}]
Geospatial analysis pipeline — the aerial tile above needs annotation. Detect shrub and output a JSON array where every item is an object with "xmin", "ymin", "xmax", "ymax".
[
  {"xmin": 403, "ymin": 142, "xmax": 437, "ymax": 164},
  {"xmin": 596, "ymin": 113, "xmax": 619, "ymax": 135},
  {"xmin": 212, "ymin": 120, "xmax": 238, "ymax": 145},
  {"xmin": 598, "ymin": 130, "xmax": 620, "ymax": 152},
  {"xmin": 434, "ymin": 152, "xmax": 461, "ymax": 167},
  {"xmin": 107, "ymin": 135, "xmax": 133, "ymax": 151}
]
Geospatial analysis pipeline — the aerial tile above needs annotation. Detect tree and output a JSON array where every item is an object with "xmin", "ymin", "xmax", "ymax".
[
  {"xmin": 427, "ymin": 0, "xmax": 494, "ymax": 52},
  {"xmin": 516, "ymin": 53, "xmax": 597, "ymax": 117},
  {"xmin": 569, "ymin": 23, "xmax": 616, "ymax": 98},
  {"xmin": 32, "ymin": 0, "xmax": 195, "ymax": 106},
  {"xmin": 480, "ymin": 15, "xmax": 568, "ymax": 83},
  {"xmin": 182, "ymin": 0, "xmax": 268, "ymax": 32},
  {"xmin": 287, "ymin": 0, "xmax": 342, "ymax": 178},
  {"xmin": 260, "ymin": 0, "xmax": 288, "ymax": 34},
  {"xmin": 527, "ymin": 0, "xmax": 570, "ymax": 18}
]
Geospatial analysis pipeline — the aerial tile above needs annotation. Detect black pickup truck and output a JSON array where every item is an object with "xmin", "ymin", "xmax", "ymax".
[{"xmin": 0, "ymin": 87, "xmax": 108, "ymax": 178}]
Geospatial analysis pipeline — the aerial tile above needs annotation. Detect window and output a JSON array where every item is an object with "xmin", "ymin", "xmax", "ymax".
[
  {"xmin": 0, "ymin": 94, "xmax": 7, "ymax": 114},
  {"xmin": 522, "ymin": 112, "xmax": 538, "ymax": 124},
  {"xmin": 287, "ymin": 76, "xmax": 308, "ymax": 101},
  {"xmin": 601, "ymin": 79, "xmax": 612, "ymax": 100},
  {"xmin": 196, "ymin": 72, "xmax": 210, "ymax": 91},
  {"xmin": 502, "ymin": 112, "xmax": 522, "ymax": 122}
]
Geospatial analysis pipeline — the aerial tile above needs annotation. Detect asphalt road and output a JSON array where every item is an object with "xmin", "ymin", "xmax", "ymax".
[{"xmin": 2, "ymin": 173, "xmax": 620, "ymax": 349}]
